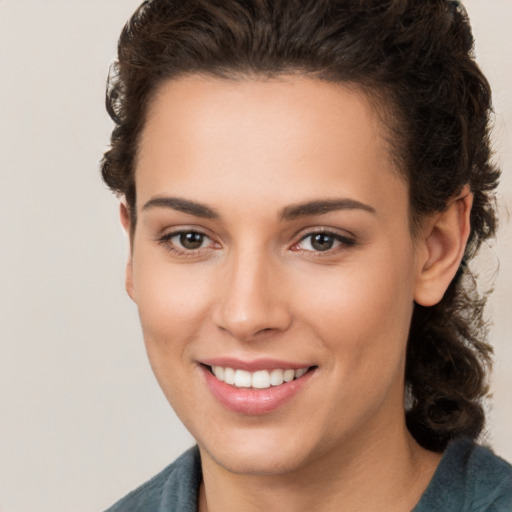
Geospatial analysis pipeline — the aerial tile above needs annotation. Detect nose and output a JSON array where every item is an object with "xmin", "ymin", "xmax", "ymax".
[{"xmin": 212, "ymin": 248, "xmax": 292, "ymax": 341}]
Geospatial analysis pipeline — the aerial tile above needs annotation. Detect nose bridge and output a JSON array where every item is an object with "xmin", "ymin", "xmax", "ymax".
[{"xmin": 213, "ymin": 242, "xmax": 290, "ymax": 339}]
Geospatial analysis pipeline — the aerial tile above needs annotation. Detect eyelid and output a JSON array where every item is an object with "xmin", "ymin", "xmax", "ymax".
[
  {"xmin": 155, "ymin": 225, "xmax": 356, "ymax": 256},
  {"xmin": 156, "ymin": 224, "xmax": 215, "ymax": 241},
  {"xmin": 290, "ymin": 227, "xmax": 357, "ymax": 253},
  {"xmin": 156, "ymin": 227, "xmax": 220, "ymax": 256},
  {"xmin": 293, "ymin": 223, "xmax": 356, "ymax": 238}
]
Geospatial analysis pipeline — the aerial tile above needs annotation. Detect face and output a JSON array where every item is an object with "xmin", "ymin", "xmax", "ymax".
[{"xmin": 127, "ymin": 75, "xmax": 424, "ymax": 476}]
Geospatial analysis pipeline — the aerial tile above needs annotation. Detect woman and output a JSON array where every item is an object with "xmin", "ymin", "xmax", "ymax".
[{"xmin": 101, "ymin": 0, "xmax": 512, "ymax": 510}]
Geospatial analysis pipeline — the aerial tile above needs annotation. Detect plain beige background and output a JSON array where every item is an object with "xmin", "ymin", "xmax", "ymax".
[{"xmin": 0, "ymin": 1, "xmax": 510, "ymax": 511}]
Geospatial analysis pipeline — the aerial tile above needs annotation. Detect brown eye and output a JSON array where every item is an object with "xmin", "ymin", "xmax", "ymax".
[
  {"xmin": 158, "ymin": 230, "xmax": 212, "ymax": 252},
  {"xmin": 179, "ymin": 232, "xmax": 206, "ymax": 250},
  {"xmin": 310, "ymin": 233, "xmax": 335, "ymax": 251},
  {"xmin": 293, "ymin": 231, "xmax": 356, "ymax": 253}
]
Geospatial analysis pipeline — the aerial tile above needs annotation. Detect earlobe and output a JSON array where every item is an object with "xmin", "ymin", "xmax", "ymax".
[
  {"xmin": 414, "ymin": 186, "xmax": 473, "ymax": 307},
  {"xmin": 120, "ymin": 200, "xmax": 136, "ymax": 303}
]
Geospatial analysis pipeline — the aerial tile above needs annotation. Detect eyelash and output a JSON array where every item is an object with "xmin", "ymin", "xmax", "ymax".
[
  {"xmin": 292, "ymin": 230, "xmax": 356, "ymax": 254},
  {"xmin": 157, "ymin": 229, "xmax": 356, "ymax": 257},
  {"xmin": 157, "ymin": 230, "xmax": 217, "ymax": 257}
]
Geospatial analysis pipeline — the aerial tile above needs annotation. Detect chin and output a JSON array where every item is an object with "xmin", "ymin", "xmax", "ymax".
[
  {"xmin": 195, "ymin": 423, "xmax": 326, "ymax": 477},
  {"xmin": 204, "ymin": 443, "xmax": 307, "ymax": 476}
]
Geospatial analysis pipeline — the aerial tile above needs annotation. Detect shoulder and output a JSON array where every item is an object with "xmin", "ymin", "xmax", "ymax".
[
  {"xmin": 464, "ymin": 440, "xmax": 512, "ymax": 511},
  {"xmin": 103, "ymin": 446, "xmax": 202, "ymax": 512},
  {"xmin": 415, "ymin": 438, "xmax": 512, "ymax": 512}
]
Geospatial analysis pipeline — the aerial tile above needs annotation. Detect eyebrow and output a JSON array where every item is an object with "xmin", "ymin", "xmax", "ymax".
[
  {"xmin": 279, "ymin": 198, "xmax": 376, "ymax": 221},
  {"xmin": 142, "ymin": 196, "xmax": 376, "ymax": 221},
  {"xmin": 142, "ymin": 196, "xmax": 219, "ymax": 219}
]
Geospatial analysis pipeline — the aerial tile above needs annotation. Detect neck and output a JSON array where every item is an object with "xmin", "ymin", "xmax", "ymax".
[{"xmin": 198, "ymin": 421, "xmax": 441, "ymax": 512}]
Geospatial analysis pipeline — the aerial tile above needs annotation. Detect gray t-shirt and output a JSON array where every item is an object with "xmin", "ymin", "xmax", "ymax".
[{"xmin": 104, "ymin": 438, "xmax": 512, "ymax": 511}]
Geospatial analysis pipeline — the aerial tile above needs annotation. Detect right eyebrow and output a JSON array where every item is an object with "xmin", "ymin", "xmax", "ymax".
[
  {"xmin": 142, "ymin": 196, "xmax": 220, "ymax": 219},
  {"xmin": 279, "ymin": 198, "xmax": 376, "ymax": 221}
]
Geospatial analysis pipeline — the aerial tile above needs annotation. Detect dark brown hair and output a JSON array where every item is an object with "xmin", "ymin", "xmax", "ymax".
[{"xmin": 101, "ymin": 0, "xmax": 500, "ymax": 452}]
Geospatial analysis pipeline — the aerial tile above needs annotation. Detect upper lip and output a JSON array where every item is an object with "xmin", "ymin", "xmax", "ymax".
[{"xmin": 199, "ymin": 357, "xmax": 314, "ymax": 372}]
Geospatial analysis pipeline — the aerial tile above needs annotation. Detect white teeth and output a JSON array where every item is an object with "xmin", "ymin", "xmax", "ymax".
[
  {"xmin": 295, "ymin": 368, "xmax": 308, "ymax": 378},
  {"xmin": 212, "ymin": 366, "xmax": 224, "ymax": 380},
  {"xmin": 224, "ymin": 367, "xmax": 236, "ymax": 385},
  {"xmin": 234, "ymin": 369, "xmax": 252, "ymax": 388},
  {"xmin": 283, "ymin": 369, "xmax": 295, "ymax": 382},
  {"xmin": 210, "ymin": 365, "xmax": 310, "ymax": 388},
  {"xmin": 269, "ymin": 369, "xmax": 284, "ymax": 386},
  {"xmin": 252, "ymin": 370, "xmax": 271, "ymax": 389}
]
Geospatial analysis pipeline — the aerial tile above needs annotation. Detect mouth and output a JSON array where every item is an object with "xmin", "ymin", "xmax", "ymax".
[
  {"xmin": 206, "ymin": 365, "xmax": 314, "ymax": 389},
  {"xmin": 199, "ymin": 358, "xmax": 318, "ymax": 414}
]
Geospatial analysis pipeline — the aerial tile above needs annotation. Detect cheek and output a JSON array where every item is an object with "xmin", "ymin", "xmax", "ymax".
[
  {"xmin": 133, "ymin": 254, "xmax": 212, "ymax": 334},
  {"xmin": 130, "ymin": 252, "xmax": 218, "ymax": 391},
  {"xmin": 294, "ymin": 257, "xmax": 415, "ymax": 431},
  {"xmin": 130, "ymin": 253, "xmax": 215, "ymax": 410},
  {"xmin": 294, "ymin": 249, "xmax": 416, "ymax": 368}
]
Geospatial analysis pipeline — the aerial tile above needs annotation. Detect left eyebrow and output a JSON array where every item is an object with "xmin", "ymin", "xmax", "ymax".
[
  {"xmin": 279, "ymin": 198, "xmax": 376, "ymax": 221},
  {"xmin": 142, "ymin": 196, "xmax": 220, "ymax": 219}
]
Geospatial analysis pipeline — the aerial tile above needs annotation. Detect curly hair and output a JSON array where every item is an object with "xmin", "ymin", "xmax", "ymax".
[{"xmin": 101, "ymin": 0, "xmax": 500, "ymax": 452}]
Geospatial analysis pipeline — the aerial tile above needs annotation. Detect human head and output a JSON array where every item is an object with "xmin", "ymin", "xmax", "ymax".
[{"xmin": 101, "ymin": 0, "xmax": 500, "ymax": 451}]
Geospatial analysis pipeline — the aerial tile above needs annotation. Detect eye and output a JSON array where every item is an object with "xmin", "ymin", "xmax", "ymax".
[
  {"xmin": 158, "ymin": 230, "xmax": 217, "ymax": 254},
  {"xmin": 292, "ymin": 231, "xmax": 355, "ymax": 253},
  {"xmin": 175, "ymin": 231, "xmax": 208, "ymax": 250}
]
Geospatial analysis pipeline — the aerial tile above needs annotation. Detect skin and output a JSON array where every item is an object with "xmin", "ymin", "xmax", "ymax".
[{"xmin": 122, "ymin": 75, "xmax": 472, "ymax": 511}]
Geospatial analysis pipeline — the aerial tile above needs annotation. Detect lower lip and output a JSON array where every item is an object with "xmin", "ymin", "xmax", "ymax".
[{"xmin": 201, "ymin": 366, "xmax": 315, "ymax": 415}]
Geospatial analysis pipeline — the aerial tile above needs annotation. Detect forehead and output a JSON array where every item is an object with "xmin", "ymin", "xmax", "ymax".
[{"xmin": 135, "ymin": 74, "xmax": 405, "ymax": 217}]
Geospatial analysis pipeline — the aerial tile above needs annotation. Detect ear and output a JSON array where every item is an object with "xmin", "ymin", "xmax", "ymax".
[
  {"xmin": 120, "ymin": 199, "xmax": 136, "ymax": 302},
  {"xmin": 414, "ymin": 185, "xmax": 473, "ymax": 307}
]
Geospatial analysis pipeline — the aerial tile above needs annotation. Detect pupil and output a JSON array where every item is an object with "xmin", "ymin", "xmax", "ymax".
[
  {"xmin": 180, "ymin": 232, "xmax": 204, "ymax": 249},
  {"xmin": 311, "ymin": 234, "xmax": 334, "ymax": 251}
]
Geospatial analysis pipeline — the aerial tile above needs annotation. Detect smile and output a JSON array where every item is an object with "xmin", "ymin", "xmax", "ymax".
[
  {"xmin": 210, "ymin": 366, "xmax": 310, "ymax": 389},
  {"xmin": 201, "ymin": 361, "xmax": 317, "ymax": 414}
]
